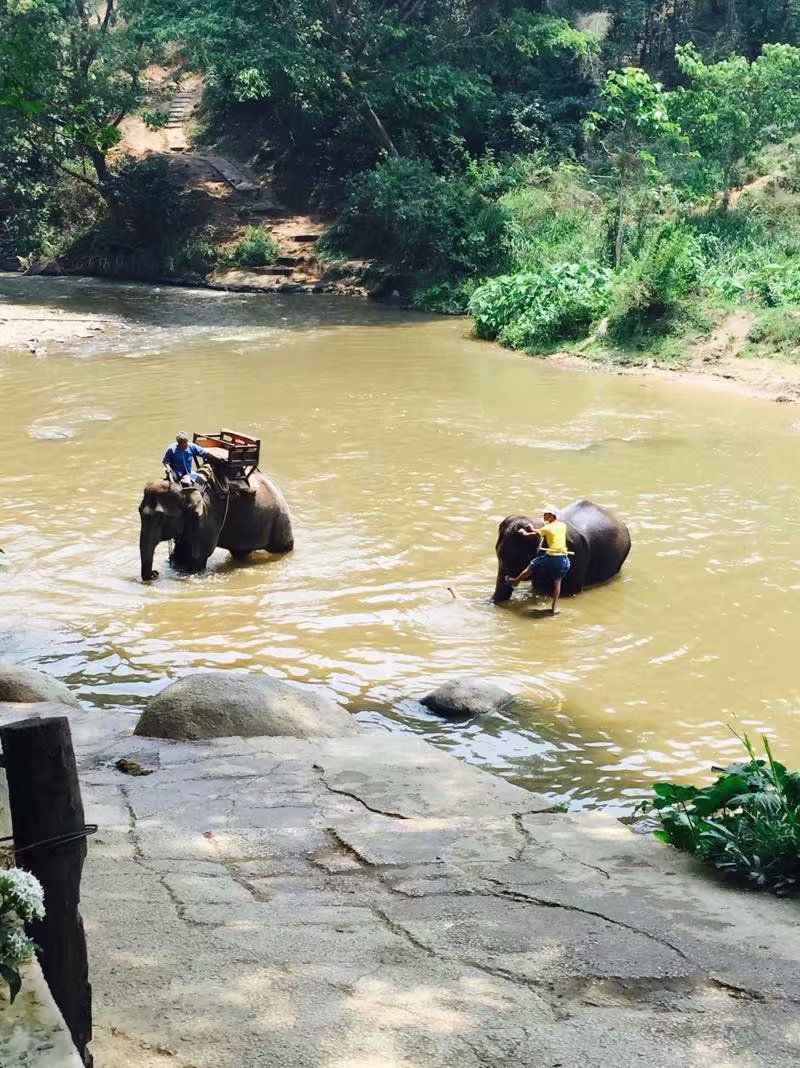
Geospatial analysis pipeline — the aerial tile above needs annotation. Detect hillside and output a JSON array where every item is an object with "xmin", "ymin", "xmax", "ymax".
[{"xmin": 5, "ymin": 2, "xmax": 800, "ymax": 379}]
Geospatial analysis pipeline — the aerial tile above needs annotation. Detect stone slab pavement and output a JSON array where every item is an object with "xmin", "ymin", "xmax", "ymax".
[{"xmin": 2, "ymin": 703, "xmax": 800, "ymax": 1068}]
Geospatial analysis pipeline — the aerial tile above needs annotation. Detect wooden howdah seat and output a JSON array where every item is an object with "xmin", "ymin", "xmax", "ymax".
[{"xmin": 193, "ymin": 429, "xmax": 261, "ymax": 483}]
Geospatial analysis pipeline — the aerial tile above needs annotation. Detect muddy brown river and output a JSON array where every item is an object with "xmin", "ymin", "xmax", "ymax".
[{"xmin": 2, "ymin": 275, "xmax": 799, "ymax": 812}]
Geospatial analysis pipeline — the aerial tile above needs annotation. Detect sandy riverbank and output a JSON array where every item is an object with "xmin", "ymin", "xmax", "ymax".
[
  {"xmin": 548, "ymin": 348, "xmax": 800, "ymax": 407},
  {"xmin": 544, "ymin": 311, "xmax": 800, "ymax": 407},
  {"xmin": 0, "ymin": 302, "xmax": 123, "ymax": 354},
  {"xmin": 4, "ymin": 277, "xmax": 800, "ymax": 410}
]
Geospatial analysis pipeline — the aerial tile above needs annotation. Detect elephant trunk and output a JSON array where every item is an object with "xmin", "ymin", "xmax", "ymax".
[
  {"xmin": 140, "ymin": 521, "xmax": 161, "ymax": 582},
  {"xmin": 493, "ymin": 569, "xmax": 514, "ymax": 603}
]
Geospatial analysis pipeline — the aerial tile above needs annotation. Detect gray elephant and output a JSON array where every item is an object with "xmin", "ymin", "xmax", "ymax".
[
  {"xmin": 139, "ymin": 461, "xmax": 293, "ymax": 581},
  {"xmin": 493, "ymin": 499, "xmax": 631, "ymax": 603}
]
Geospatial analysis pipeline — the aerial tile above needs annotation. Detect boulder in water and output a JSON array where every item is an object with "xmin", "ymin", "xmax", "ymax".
[
  {"xmin": 134, "ymin": 672, "xmax": 359, "ymax": 741},
  {"xmin": 421, "ymin": 677, "xmax": 514, "ymax": 718},
  {"xmin": 0, "ymin": 664, "xmax": 81, "ymax": 707}
]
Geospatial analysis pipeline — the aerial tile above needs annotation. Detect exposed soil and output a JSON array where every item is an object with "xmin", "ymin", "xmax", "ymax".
[
  {"xmin": 108, "ymin": 69, "xmax": 369, "ymax": 295},
  {"xmin": 550, "ymin": 309, "xmax": 800, "ymax": 405}
]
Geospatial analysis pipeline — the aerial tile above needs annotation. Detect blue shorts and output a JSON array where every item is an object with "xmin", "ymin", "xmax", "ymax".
[{"xmin": 530, "ymin": 554, "xmax": 571, "ymax": 583}]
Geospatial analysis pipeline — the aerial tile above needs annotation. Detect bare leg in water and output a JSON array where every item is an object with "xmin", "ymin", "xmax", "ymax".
[{"xmin": 551, "ymin": 578, "xmax": 562, "ymax": 614}]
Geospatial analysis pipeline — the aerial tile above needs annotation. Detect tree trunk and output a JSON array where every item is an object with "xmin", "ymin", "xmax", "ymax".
[
  {"xmin": 362, "ymin": 97, "xmax": 400, "ymax": 157},
  {"xmin": 336, "ymin": 71, "xmax": 399, "ymax": 157},
  {"xmin": 615, "ymin": 172, "xmax": 627, "ymax": 269},
  {"xmin": 87, "ymin": 148, "xmax": 126, "ymax": 227}
]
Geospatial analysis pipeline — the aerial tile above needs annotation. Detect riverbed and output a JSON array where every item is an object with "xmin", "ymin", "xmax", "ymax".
[{"xmin": 2, "ymin": 274, "xmax": 799, "ymax": 813}]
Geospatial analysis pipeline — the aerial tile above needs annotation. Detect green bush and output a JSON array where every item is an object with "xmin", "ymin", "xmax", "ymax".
[
  {"xmin": 637, "ymin": 733, "xmax": 800, "ymax": 896},
  {"xmin": 175, "ymin": 233, "xmax": 223, "ymax": 276},
  {"xmin": 141, "ymin": 109, "xmax": 169, "ymax": 130},
  {"xmin": 223, "ymin": 226, "xmax": 279, "ymax": 269},
  {"xmin": 746, "ymin": 310, "xmax": 800, "ymax": 359},
  {"xmin": 686, "ymin": 206, "xmax": 800, "ymax": 306},
  {"xmin": 469, "ymin": 261, "xmax": 613, "ymax": 350},
  {"xmin": 109, "ymin": 155, "xmax": 204, "ymax": 247},
  {"xmin": 505, "ymin": 199, "xmax": 607, "ymax": 272},
  {"xmin": 413, "ymin": 279, "xmax": 478, "ymax": 315},
  {"xmin": 749, "ymin": 261, "xmax": 800, "ymax": 307},
  {"xmin": 608, "ymin": 225, "xmax": 703, "ymax": 337},
  {"xmin": 321, "ymin": 157, "xmax": 513, "ymax": 280},
  {"xmin": 62, "ymin": 156, "xmax": 209, "ymax": 276}
]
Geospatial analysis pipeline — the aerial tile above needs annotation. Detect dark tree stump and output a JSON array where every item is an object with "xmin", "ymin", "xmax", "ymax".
[{"xmin": 0, "ymin": 715, "xmax": 93, "ymax": 1066}]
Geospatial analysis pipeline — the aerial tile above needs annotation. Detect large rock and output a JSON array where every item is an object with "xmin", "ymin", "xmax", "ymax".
[
  {"xmin": 134, "ymin": 672, "xmax": 359, "ymax": 741},
  {"xmin": 421, "ymin": 677, "xmax": 514, "ymax": 718},
  {"xmin": 0, "ymin": 664, "xmax": 80, "ymax": 707}
]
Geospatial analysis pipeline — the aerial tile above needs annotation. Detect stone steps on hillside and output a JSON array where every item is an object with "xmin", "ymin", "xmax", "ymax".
[
  {"xmin": 166, "ymin": 91, "xmax": 197, "ymax": 126},
  {"xmin": 200, "ymin": 154, "xmax": 260, "ymax": 194},
  {"xmin": 165, "ymin": 86, "xmax": 200, "ymax": 151}
]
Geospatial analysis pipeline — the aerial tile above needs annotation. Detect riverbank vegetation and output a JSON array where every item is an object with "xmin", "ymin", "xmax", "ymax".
[
  {"xmin": 638, "ymin": 733, "xmax": 800, "ymax": 896},
  {"xmin": 5, "ymin": 3, "xmax": 800, "ymax": 361}
]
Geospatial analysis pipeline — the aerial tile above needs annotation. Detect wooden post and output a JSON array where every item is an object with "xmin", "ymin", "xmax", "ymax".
[{"xmin": 0, "ymin": 716, "xmax": 93, "ymax": 1066}]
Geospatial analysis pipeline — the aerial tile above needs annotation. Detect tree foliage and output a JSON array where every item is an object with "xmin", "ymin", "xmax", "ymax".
[
  {"xmin": 672, "ymin": 42, "xmax": 800, "ymax": 198},
  {"xmin": 0, "ymin": 0, "xmax": 143, "ymax": 197},
  {"xmin": 321, "ymin": 156, "xmax": 512, "ymax": 278},
  {"xmin": 127, "ymin": 0, "xmax": 599, "ymax": 193}
]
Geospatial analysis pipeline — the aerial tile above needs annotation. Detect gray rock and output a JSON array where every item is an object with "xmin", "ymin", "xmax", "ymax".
[
  {"xmin": 23, "ymin": 258, "xmax": 64, "ymax": 276},
  {"xmin": 0, "ymin": 664, "xmax": 80, "ymax": 707},
  {"xmin": 421, "ymin": 677, "xmax": 513, "ymax": 718},
  {"xmin": 134, "ymin": 672, "xmax": 359, "ymax": 741}
]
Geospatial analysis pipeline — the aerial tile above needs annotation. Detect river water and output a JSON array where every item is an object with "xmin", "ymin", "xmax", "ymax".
[{"xmin": 2, "ymin": 275, "xmax": 799, "ymax": 812}]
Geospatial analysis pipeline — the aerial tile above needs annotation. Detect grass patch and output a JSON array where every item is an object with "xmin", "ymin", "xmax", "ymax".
[
  {"xmin": 174, "ymin": 232, "xmax": 224, "ymax": 276},
  {"xmin": 223, "ymin": 226, "xmax": 279, "ymax": 269},
  {"xmin": 744, "ymin": 309, "xmax": 800, "ymax": 361}
]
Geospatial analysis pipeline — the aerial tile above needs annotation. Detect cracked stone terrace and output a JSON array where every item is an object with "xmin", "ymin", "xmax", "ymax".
[{"xmin": 3, "ymin": 703, "xmax": 800, "ymax": 1068}]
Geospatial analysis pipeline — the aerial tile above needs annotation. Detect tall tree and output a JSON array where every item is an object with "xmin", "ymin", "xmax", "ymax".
[
  {"xmin": 672, "ymin": 42, "xmax": 800, "ymax": 203},
  {"xmin": 584, "ymin": 67, "xmax": 687, "ymax": 265},
  {"xmin": 0, "ymin": 0, "xmax": 144, "ymax": 216}
]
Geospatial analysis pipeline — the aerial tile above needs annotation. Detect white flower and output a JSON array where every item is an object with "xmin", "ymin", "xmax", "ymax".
[
  {"xmin": 0, "ymin": 869, "xmax": 45, "ymax": 923},
  {"xmin": 0, "ymin": 921, "xmax": 35, "ymax": 965}
]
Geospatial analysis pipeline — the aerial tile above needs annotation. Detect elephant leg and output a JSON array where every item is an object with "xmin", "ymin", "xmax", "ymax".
[
  {"xmin": 230, "ymin": 549, "xmax": 251, "ymax": 560},
  {"xmin": 493, "ymin": 565, "xmax": 513, "ymax": 603},
  {"xmin": 267, "ymin": 511, "xmax": 294, "ymax": 553},
  {"xmin": 170, "ymin": 539, "xmax": 209, "ymax": 573}
]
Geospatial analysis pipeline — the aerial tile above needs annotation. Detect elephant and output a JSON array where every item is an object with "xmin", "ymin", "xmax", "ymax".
[
  {"xmin": 492, "ymin": 499, "xmax": 631, "ymax": 603},
  {"xmin": 139, "ymin": 459, "xmax": 293, "ymax": 581}
]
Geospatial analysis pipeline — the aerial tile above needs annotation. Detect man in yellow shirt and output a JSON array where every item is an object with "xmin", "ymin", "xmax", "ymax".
[{"xmin": 505, "ymin": 508, "xmax": 571, "ymax": 614}]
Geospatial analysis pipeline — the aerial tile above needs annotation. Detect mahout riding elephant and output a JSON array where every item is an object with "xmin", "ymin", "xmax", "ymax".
[
  {"xmin": 493, "ymin": 499, "xmax": 631, "ymax": 603},
  {"xmin": 139, "ymin": 459, "xmax": 293, "ymax": 581}
]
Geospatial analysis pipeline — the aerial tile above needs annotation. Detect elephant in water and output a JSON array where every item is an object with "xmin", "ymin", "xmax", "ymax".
[
  {"xmin": 493, "ymin": 499, "xmax": 631, "ymax": 603},
  {"xmin": 139, "ymin": 459, "xmax": 293, "ymax": 581}
]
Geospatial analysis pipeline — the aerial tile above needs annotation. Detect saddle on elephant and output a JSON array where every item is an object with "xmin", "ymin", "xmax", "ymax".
[{"xmin": 193, "ymin": 429, "xmax": 261, "ymax": 494}]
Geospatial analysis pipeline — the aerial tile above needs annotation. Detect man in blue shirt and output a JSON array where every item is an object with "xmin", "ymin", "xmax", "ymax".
[{"xmin": 162, "ymin": 432, "xmax": 207, "ymax": 485}]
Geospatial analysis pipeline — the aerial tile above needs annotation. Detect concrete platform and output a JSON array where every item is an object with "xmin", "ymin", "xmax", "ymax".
[{"xmin": 2, "ymin": 703, "xmax": 800, "ymax": 1068}]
